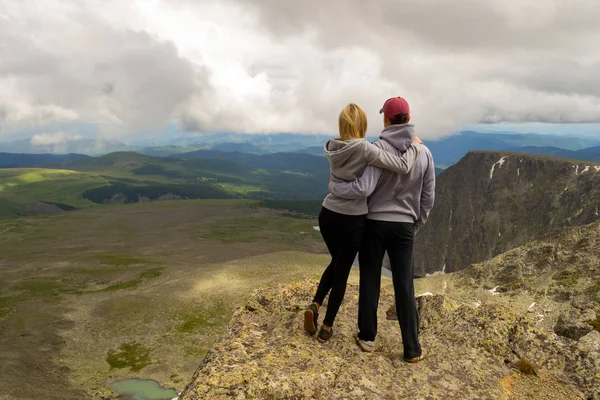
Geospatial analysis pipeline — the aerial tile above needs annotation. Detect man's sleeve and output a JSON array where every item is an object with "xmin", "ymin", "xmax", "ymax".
[
  {"xmin": 364, "ymin": 142, "xmax": 421, "ymax": 174},
  {"xmin": 415, "ymin": 150, "xmax": 435, "ymax": 231},
  {"xmin": 328, "ymin": 165, "xmax": 383, "ymax": 199}
]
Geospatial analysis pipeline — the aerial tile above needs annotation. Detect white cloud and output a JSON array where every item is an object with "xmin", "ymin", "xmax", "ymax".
[
  {"xmin": 0, "ymin": 100, "xmax": 79, "ymax": 128},
  {"xmin": 29, "ymin": 132, "xmax": 83, "ymax": 153},
  {"xmin": 0, "ymin": 0, "xmax": 599, "ymax": 141},
  {"xmin": 30, "ymin": 132, "xmax": 81, "ymax": 146},
  {"xmin": 0, "ymin": 0, "xmax": 201, "ymax": 140}
]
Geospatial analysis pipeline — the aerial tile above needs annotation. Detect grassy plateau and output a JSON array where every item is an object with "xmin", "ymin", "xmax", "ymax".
[{"xmin": 0, "ymin": 199, "xmax": 328, "ymax": 399}]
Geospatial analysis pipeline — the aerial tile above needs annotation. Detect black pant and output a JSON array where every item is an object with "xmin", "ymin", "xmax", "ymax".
[
  {"xmin": 357, "ymin": 219, "xmax": 421, "ymax": 359},
  {"xmin": 313, "ymin": 207, "xmax": 365, "ymax": 327}
]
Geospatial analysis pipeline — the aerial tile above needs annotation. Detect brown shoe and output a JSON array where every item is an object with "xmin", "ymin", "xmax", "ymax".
[
  {"xmin": 317, "ymin": 325, "xmax": 333, "ymax": 343},
  {"xmin": 404, "ymin": 349, "xmax": 426, "ymax": 363},
  {"xmin": 304, "ymin": 303, "xmax": 318, "ymax": 335}
]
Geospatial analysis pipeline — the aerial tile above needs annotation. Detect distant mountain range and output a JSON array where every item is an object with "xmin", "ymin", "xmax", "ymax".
[
  {"xmin": 425, "ymin": 131, "xmax": 600, "ymax": 167},
  {"xmin": 503, "ymin": 146, "xmax": 600, "ymax": 163},
  {"xmin": 4, "ymin": 135, "xmax": 600, "ymax": 182},
  {"xmin": 3, "ymin": 131, "xmax": 599, "ymax": 170},
  {"xmin": 0, "ymin": 133, "xmax": 330, "ymax": 155},
  {"xmin": 0, "ymin": 152, "xmax": 90, "ymax": 168}
]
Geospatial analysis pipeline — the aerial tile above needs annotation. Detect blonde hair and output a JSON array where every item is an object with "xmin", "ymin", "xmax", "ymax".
[{"xmin": 338, "ymin": 103, "xmax": 368, "ymax": 141}]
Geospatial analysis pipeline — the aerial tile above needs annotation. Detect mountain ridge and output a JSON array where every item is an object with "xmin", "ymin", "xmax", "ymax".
[
  {"xmin": 415, "ymin": 150, "xmax": 600, "ymax": 275},
  {"xmin": 4, "ymin": 130, "xmax": 600, "ymax": 166},
  {"xmin": 463, "ymin": 149, "xmax": 600, "ymax": 164},
  {"xmin": 0, "ymin": 152, "xmax": 90, "ymax": 168}
]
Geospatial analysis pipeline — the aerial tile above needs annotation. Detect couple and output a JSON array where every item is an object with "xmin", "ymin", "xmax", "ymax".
[{"xmin": 304, "ymin": 97, "xmax": 435, "ymax": 363}]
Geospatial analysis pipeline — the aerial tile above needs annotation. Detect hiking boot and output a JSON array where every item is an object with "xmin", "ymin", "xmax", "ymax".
[
  {"xmin": 404, "ymin": 349, "xmax": 427, "ymax": 363},
  {"xmin": 317, "ymin": 326, "xmax": 333, "ymax": 343},
  {"xmin": 354, "ymin": 332, "xmax": 375, "ymax": 353},
  {"xmin": 304, "ymin": 303, "xmax": 319, "ymax": 335}
]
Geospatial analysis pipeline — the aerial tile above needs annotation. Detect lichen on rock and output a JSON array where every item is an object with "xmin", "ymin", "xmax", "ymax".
[
  {"xmin": 180, "ymin": 221, "xmax": 600, "ymax": 399},
  {"xmin": 179, "ymin": 281, "xmax": 595, "ymax": 399}
]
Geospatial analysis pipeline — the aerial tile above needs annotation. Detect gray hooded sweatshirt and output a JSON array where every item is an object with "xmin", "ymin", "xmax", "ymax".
[
  {"xmin": 322, "ymin": 138, "xmax": 421, "ymax": 216},
  {"xmin": 329, "ymin": 124, "xmax": 435, "ymax": 229}
]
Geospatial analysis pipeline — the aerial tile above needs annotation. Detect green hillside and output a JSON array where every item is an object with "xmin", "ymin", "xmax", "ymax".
[
  {"xmin": 0, "ymin": 152, "xmax": 329, "ymax": 218},
  {"xmin": 65, "ymin": 152, "xmax": 328, "ymax": 199},
  {"xmin": 0, "ymin": 169, "xmax": 108, "ymax": 217}
]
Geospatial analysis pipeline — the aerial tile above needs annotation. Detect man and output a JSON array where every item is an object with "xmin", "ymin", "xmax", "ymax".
[{"xmin": 329, "ymin": 96, "xmax": 435, "ymax": 362}]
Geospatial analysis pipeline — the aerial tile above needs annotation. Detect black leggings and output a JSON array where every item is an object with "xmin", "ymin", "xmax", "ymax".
[{"xmin": 312, "ymin": 207, "xmax": 365, "ymax": 327}]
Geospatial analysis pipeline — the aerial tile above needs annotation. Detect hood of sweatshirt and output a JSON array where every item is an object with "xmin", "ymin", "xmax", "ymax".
[
  {"xmin": 379, "ymin": 124, "xmax": 415, "ymax": 152},
  {"xmin": 323, "ymin": 138, "xmax": 365, "ymax": 168}
]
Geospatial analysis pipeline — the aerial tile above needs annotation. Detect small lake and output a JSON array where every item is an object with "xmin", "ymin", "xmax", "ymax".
[{"xmin": 111, "ymin": 379, "xmax": 179, "ymax": 400}]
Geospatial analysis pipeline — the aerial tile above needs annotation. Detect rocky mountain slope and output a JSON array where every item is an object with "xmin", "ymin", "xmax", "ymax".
[
  {"xmin": 180, "ymin": 220, "xmax": 600, "ymax": 400},
  {"xmin": 414, "ymin": 151, "xmax": 600, "ymax": 275}
]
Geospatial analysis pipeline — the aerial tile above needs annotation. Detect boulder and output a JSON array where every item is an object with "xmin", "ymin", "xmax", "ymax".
[{"xmin": 554, "ymin": 312, "xmax": 594, "ymax": 341}]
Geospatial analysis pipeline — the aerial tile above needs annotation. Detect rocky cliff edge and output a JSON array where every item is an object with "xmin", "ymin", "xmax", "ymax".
[{"xmin": 180, "ymin": 222, "xmax": 600, "ymax": 400}]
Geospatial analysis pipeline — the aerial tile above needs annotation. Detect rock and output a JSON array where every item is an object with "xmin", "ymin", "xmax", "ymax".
[
  {"xmin": 554, "ymin": 313, "xmax": 594, "ymax": 341},
  {"xmin": 457, "ymin": 220, "xmax": 600, "ymax": 298},
  {"xmin": 417, "ymin": 295, "xmax": 459, "ymax": 330},
  {"xmin": 509, "ymin": 319, "xmax": 599, "ymax": 399},
  {"xmin": 580, "ymin": 309, "xmax": 596, "ymax": 323},
  {"xmin": 578, "ymin": 330, "xmax": 600, "ymax": 354},
  {"xmin": 387, "ymin": 295, "xmax": 459, "ymax": 331},
  {"xmin": 179, "ymin": 280, "xmax": 593, "ymax": 400}
]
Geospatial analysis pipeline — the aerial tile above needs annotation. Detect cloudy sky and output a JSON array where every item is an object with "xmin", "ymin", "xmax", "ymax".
[{"xmin": 1, "ymin": 0, "xmax": 599, "ymax": 145}]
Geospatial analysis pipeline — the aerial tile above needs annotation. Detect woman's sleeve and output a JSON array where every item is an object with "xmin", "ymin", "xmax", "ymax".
[{"xmin": 364, "ymin": 142, "xmax": 421, "ymax": 174}]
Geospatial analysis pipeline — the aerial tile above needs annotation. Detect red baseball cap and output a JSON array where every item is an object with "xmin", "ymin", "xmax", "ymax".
[{"xmin": 379, "ymin": 97, "xmax": 410, "ymax": 118}]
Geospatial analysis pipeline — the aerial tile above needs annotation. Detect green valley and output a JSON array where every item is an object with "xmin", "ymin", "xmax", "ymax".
[
  {"xmin": 0, "ymin": 151, "xmax": 329, "ymax": 219},
  {"xmin": 0, "ymin": 200, "xmax": 327, "ymax": 399},
  {"xmin": 0, "ymin": 149, "xmax": 330, "ymax": 398}
]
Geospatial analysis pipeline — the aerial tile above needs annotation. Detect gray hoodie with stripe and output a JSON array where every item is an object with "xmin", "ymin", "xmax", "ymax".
[
  {"xmin": 322, "ymin": 138, "xmax": 421, "ymax": 216},
  {"xmin": 328, "ymin": 124, "xmax": 435, "ymax": 229}
]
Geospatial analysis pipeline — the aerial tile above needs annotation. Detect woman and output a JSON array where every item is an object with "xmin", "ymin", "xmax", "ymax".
[{"xmin": 305, "ymin": 103, "xmax": 421, "ymax": 342}]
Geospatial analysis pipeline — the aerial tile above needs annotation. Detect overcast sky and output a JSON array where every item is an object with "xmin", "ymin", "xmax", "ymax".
[{"xmin": 1, "ymin": 0, "xmax": 599, "ymax": 145}]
